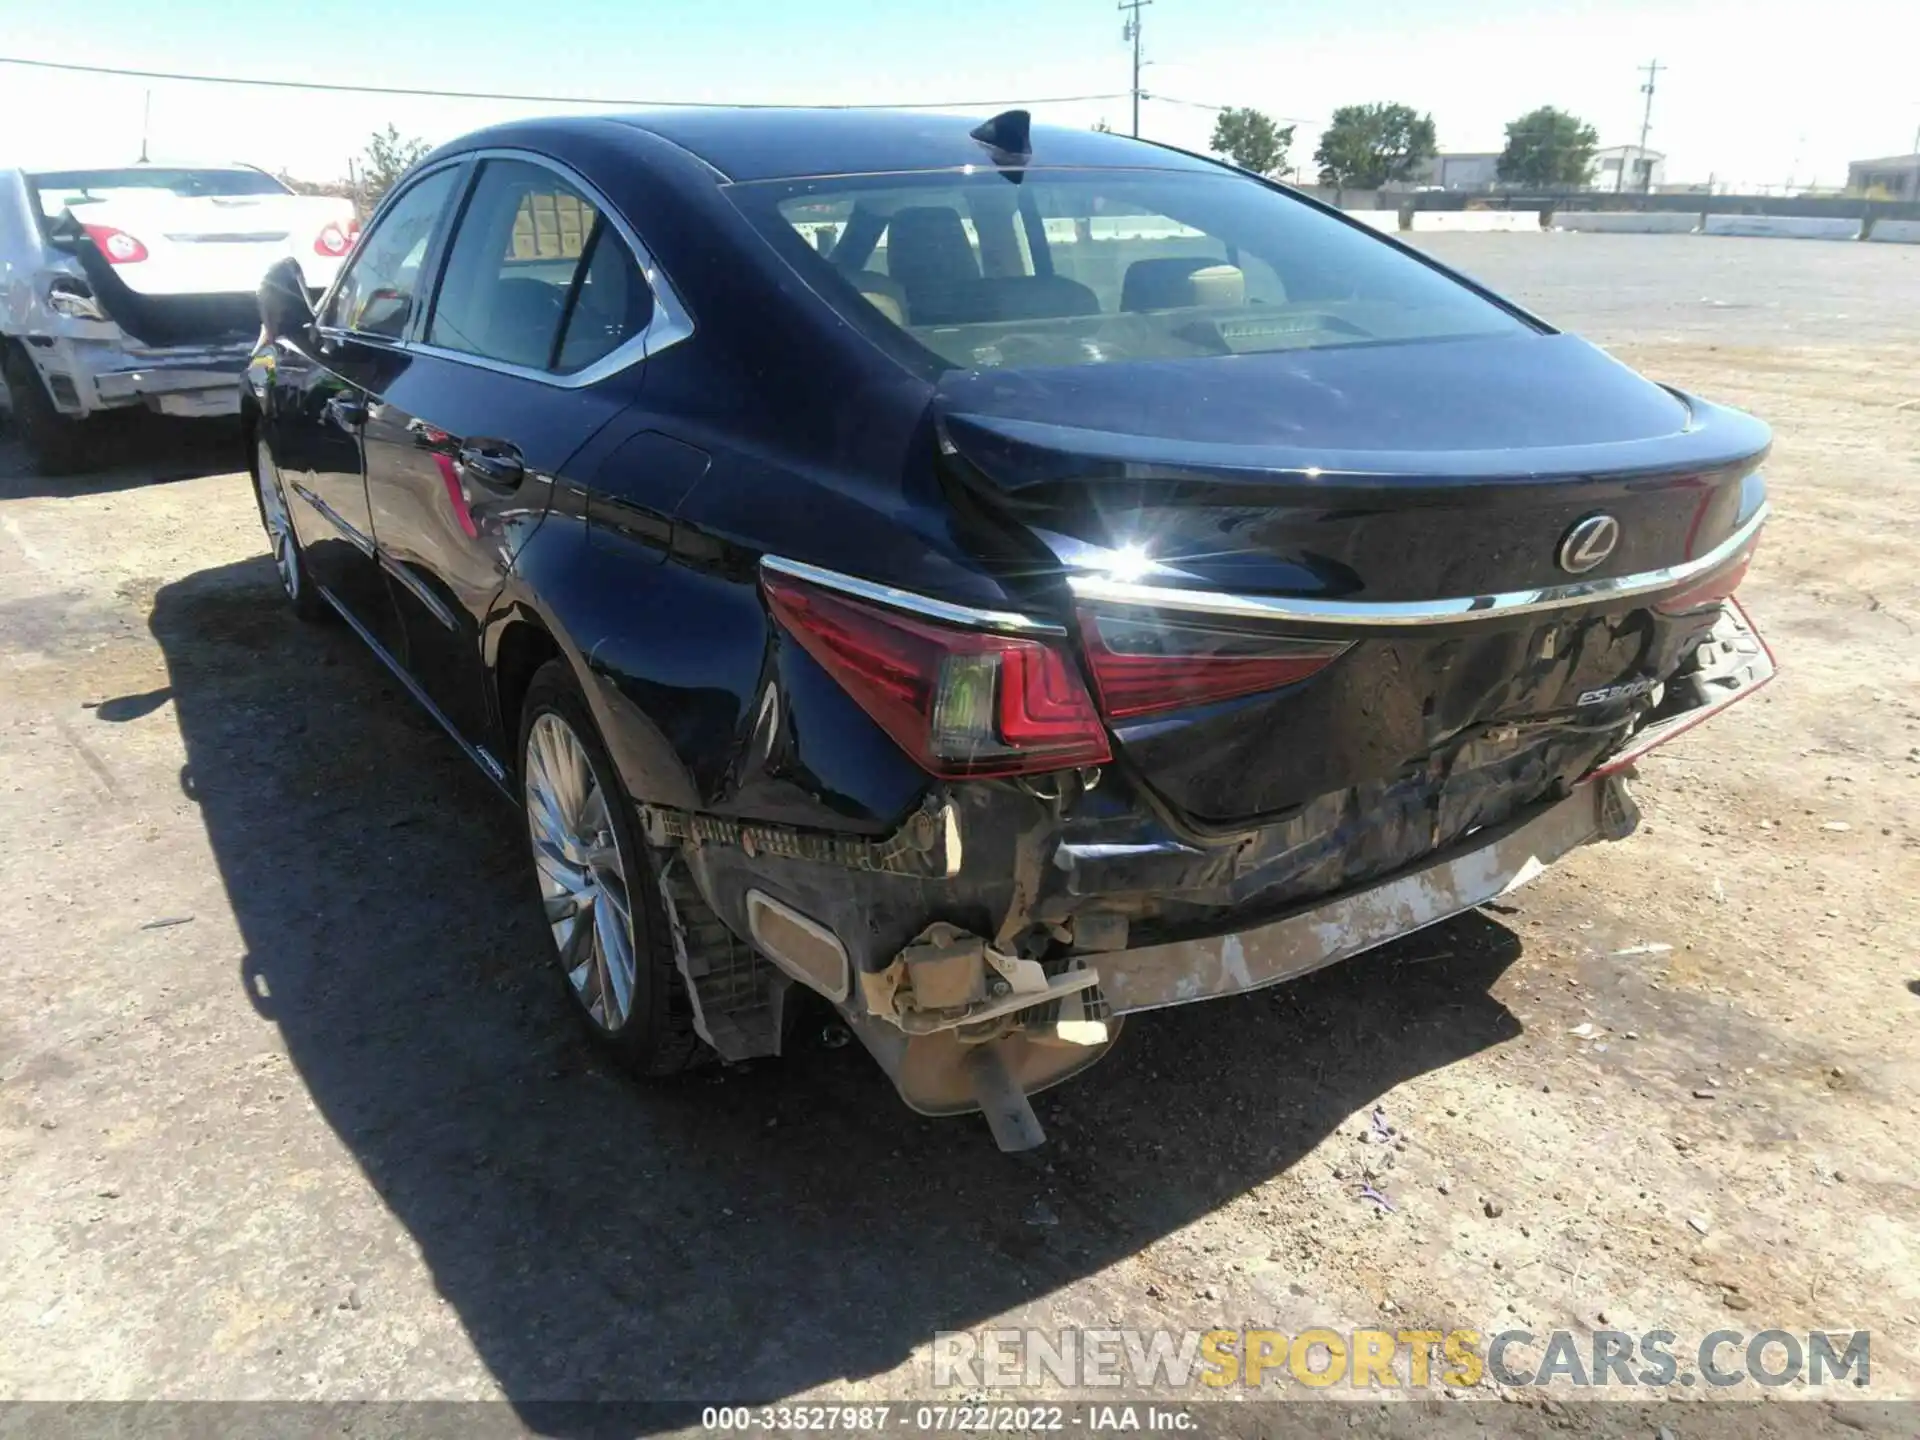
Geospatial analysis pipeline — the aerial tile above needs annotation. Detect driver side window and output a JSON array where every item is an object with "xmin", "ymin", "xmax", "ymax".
[{"xmin": 322, "ymin": 166, "xmax": 460, "ymax": 339}]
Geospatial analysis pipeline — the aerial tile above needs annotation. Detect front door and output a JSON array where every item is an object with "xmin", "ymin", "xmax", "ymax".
[
  {"xmin": 361, "ymin": 157, "xmax": 657, "ymax": 748},
  {"xmin": 268, "ymin": 335, "xmax": 390, "ymax": 643},
  {"xmin": 282, "ymin": 162, "xmax": 466, "ymax": 655}
]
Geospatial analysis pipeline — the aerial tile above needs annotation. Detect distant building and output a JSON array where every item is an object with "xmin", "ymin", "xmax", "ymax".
[
  {"xmin": 1411, "ymin": 152, "xmax": 1502, "ymax": 191},
  {"xmin": 1847, "ymin": 154, "xmax": 1920, "ymax": 200},
  {"xmin": 1593, "ymin": 146, "xmax": 1666, "ymax": 193}
]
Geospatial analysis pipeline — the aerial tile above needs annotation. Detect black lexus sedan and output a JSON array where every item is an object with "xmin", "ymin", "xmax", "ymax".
[{"xmin": 244, "ymin": 108, "xmax": 1774, "ymax": 1149}]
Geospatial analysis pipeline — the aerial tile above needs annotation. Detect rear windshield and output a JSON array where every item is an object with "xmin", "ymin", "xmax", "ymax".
[
  {"xmin": 28, "ymin": 167, "xmax": 289, "ymax": 218},
  {"xmin": 730, "ymin": 167, "xmax": 1528, "ymax": 371}
]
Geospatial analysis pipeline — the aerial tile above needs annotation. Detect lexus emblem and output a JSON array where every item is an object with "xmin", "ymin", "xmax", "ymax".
[{"xmin": 1558, "ymin": 514, "xmax": 1620, "ymax": 574}]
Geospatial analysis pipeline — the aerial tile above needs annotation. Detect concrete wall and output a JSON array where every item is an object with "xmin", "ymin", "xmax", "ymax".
[
  {"xmin": 1553, "ymin": 211, "xmax": 1698, "ymax": 234},
  {"xmin": 1342, "ymin": 210, "xmax": 1403, "ymax": 232},
  {"xmin": 1293, "ymin": 186, "xmax": 1385, "ymax": 211},
  {"xmin": 1866, "ymin": 219, "xmax": 1920, "ymax": 243},
  {"xmin": 1409, "ymin": 210, "xmax": 1542, "ymax": 233},
  {"xmin": 1702, "ymin": 214, "xmax": 1863, "ymax": 240},
  {"xmin": 1404, "ymin": 190, "xmax": 1920, "ymax": 223}
]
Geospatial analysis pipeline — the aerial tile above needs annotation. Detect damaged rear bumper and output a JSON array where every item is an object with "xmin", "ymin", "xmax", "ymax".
[
  {"xmin": 62, "ymin": 336, "xmax": 252, "ymax": 417},
  {"xmin": 645, "ymin": 599, "xmax": 1772, "ymax": 1147},
  {"xmin": 12, "ymin": 323, "xmax": 252, "ymax": 420},
  {"xmin": 1098, "ymin": 774, "xmax": 1636, "ymax": 1015}
]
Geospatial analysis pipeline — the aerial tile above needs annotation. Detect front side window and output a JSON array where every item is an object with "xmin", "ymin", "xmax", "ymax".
[
  {"xmin": 427, "ymin": 159, "xmax": 651, "ymax": 373},
  {"xmin": 733, "ymin": 167, "xmax": 1529, "ymax": 372},
  {"xmin": 323, "ymin": 166, "xmax": 461, "ymax": 339}
]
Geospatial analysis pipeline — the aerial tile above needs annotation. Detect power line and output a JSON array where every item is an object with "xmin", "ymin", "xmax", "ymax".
[
  {"xmin": 1144, "ymin": 93, "xmax": 1221, "ymax": 111},
  {"xmin": 1149, "ymin": 93, "xmax": 1321, "ymax": 126},
  {"xmin": 0, "ymin": 55, "xmax": 1129, "ymax": 112}
]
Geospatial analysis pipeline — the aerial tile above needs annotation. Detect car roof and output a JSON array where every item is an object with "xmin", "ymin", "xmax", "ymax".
[{"xmin": 605, "ymin": 108, "xmax": 1225, "ymax": 184}]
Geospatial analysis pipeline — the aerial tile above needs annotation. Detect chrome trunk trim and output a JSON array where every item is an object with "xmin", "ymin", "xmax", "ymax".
[
  {"xmin": 1069, "ymin": 505, "xmax": 1769, "ymax": 628},
  {"xmin": 759, "ymin": 555, "xmax": 1065, "ymax": 636}
]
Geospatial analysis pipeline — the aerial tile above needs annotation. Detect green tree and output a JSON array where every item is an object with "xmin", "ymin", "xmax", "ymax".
[
  {"xmin": 358, "ymin": 125, "xmax": 434, "ymax": 211},
  {"xmin": 1313, "ymin": 103, "xmax": 1437, "ymax": 190},
  {"xmin": 1497, "ymin": 107, "xmax": 1600, "ymax": 188},
  {"xmin": 1209, "ymin": 106, "xmax": 1295, "ymax": 177}
]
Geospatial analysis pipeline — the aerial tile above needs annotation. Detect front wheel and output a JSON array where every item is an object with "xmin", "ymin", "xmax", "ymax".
[
  {"xmin": 519, "ymin": 660, "xmax": 706, "ymax": 1075},
  {"xmin": 252, "ymin": 434, "xmax": 327, "ymax": 622}
]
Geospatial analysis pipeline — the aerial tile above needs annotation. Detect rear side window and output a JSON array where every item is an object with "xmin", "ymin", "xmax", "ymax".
[
  {"xmin": 555, "ymin": 224, "xmax": 652, "ymax": 372},
  {"xmin": 427, "ymin": 159, "xmax": 651, "ymax": 374},
  {"xmin": 733, "ymin": 168, "xmax": 1528, "ymax": 371},
  {"xmin": 323, "ymin": 166, "xmax": 460, "ymax": 339}
]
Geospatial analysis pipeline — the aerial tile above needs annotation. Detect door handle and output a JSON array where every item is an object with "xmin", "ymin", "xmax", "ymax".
[
  {"xmin": 324, "ymin": 395, "xmax": 369, "ymax": 429},
  {"xmin": 457, "ymin": 440, "xmax": 525, "ymax": 492}
]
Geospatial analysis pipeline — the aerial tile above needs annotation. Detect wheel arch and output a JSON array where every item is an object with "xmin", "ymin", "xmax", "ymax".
[
  {"xmin": 484, "ymin": 580, "xmax": 705, "ymax": 813},
  {"xmin": 490, "ymin": 610, "xmax": 564, "ymax": 776}
]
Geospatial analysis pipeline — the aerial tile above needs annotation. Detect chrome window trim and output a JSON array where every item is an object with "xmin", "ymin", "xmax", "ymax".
[
  {"xmin": 312, "ymin": 149, "xmax": 693, "ymax": 386},
  {"xmin": 760, "ymin": 556, "xmax": 1065, "ymax": 637},
  {"xmin": 1069, "ymin": 504, "xmax": 1770, "ymax": 628}
]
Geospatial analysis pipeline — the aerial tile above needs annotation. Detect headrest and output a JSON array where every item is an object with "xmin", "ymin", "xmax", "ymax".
[{"xmin": 1121, "ymin": 257, "xmax": 1246, "ymax": 311}]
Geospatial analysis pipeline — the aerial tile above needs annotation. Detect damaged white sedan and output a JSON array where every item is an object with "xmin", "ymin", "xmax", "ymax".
[{"xmin": 1, "ymin": 162, "xmax": 356, "ymax": 472}]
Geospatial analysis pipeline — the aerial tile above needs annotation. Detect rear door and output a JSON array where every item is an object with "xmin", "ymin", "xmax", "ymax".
[
  {"xmin": 360, "ymin": 155, "xmax": 660, "ymax": 749},
  {"xmin": 273, "ymin": 162, "xmax": 466, "ymax": 655}
]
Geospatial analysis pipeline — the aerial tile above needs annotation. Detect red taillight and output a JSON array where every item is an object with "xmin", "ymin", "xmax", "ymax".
[
  {"xmin": 762, "ymin": 571, "xmax": 1111, "ymax": 778},
  {"xmin": 1077, "ymin": 609, "xmax": 1349, "ymax": 720},
  {"xmin": 83, "ymin": 225, "xmax": 148, "ymax": 264},
  {"xmin": 314, "ymin": 218, "xmax": 360, "ymax": 257}
]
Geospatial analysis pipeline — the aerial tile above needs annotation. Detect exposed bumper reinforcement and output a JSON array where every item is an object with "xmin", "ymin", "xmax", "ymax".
[{"xmin": 1098, "ymin": 776, "xmax": 1636, "ymax": 1016}]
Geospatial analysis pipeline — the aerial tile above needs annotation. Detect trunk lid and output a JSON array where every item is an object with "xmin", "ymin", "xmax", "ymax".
[
  {"xmin": 935, "ymin": 332, "xmax": 1771, "ymax": 825},
  {"xmin": 59, "ymin": 192, "xmax": 355, "ymax": 296}
]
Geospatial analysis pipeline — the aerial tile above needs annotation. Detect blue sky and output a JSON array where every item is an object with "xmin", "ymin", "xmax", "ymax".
[{"xmin": 1, "ymin": 0, "xmax": 1912, "ymax": 189}]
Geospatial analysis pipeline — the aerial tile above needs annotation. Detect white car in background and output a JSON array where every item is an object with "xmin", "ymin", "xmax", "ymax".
[{"xmin": 1, "ymin": 162, "xmax": 358, "ymax": 473}]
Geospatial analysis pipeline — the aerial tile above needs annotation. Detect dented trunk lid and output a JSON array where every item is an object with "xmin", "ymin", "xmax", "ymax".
[{"xmin": 935, "ymin": 332, "xmax": 1771, "ymax": 825}]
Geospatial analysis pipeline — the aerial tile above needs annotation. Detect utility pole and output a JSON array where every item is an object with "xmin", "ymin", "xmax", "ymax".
[
  {"xmin": 1636, "ymin": 59, "xmax": 1664, "ymax": 193},
  {"xmin": 139, "ymin": 88, "xmax": 151, "ymax": 163},
  {"xmin": 1119, "ymin": 0, "xmax": 1152, "ymax": 138}
]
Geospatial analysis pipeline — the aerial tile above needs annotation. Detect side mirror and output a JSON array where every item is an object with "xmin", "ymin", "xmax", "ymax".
[{"xmin": 259, "ymin": 257, "xmax": 317, "ymax": 341}]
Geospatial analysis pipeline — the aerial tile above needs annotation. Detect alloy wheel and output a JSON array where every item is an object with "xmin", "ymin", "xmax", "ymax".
[{"xmin": 524, "ymin": 711, "xmax": 638, "ymax": 1030}]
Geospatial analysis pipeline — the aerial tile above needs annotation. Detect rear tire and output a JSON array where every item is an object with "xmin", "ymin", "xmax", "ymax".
[
  {"xmin": 3, "ymin": 349, "xmax": 95, "ymax": 476},
  {"xmin": 518, "ymin": 660, "xmax": 706, "ymax": 1076}
]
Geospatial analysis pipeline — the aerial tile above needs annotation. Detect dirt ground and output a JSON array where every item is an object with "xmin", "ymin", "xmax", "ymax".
[{"xmin": 0, "ymin": 234, "xmax": 1916, "ymax": 1428}]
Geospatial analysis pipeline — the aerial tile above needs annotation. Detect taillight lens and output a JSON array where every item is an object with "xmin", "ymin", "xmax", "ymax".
[
  {"xmin": 314, "ymin": 218, "xmax": 360, "ymax": 257},
  {"xmin": 1077, "ymin": 609, "xmax": 1350, "ymax": 720},
  {"xmin": 83, "ymin": 225, "xmax": 148, "ymax": 264},
  {"xmin": 762, "ymin": 571, "xmax": 1111, "ymax": 778}
]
